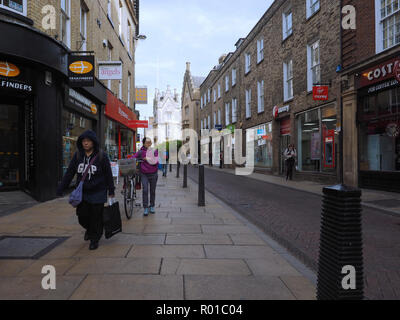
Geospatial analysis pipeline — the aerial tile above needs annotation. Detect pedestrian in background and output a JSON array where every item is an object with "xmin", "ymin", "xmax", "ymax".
[
  {"xmin": 162, "ymin": 149, "xmax": 169, "ymax": 177},
  {"xmin": 284, "ymin": 144, "xmax": 297, "ymax": 181},
  {"xmin": 135, "ymin": 138, "xmax": 159, "ymax": 216},
  {"xmin": 57, "ymin": 130, "xmax": 115, "ymax": 251}
]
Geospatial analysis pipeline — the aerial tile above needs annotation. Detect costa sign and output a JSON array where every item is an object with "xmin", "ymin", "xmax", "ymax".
[
  {"xmin": 0, "ymin": 62, "xmax": 20, "ymax": 77},
  {"xmin": 273, "ymin": 105, "xmax": 290, "ymax": 119},
  {"xmin": 359, "ymin": 57, "xmax": 400, "ymax": 88}
]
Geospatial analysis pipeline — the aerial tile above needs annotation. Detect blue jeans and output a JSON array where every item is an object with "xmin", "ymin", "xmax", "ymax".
[
  {"xmin": 162, "ymin": 164, "xmax": 168, "ymax": 176},
  {"xmin": 141, "ymin": 173, "xmax": 158, "ymax": 208}
]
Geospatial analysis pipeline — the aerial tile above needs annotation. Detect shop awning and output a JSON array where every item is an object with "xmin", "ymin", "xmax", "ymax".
[{"xmin": 105, "ymin": 90, "xmax": 137, "ymax": 130}]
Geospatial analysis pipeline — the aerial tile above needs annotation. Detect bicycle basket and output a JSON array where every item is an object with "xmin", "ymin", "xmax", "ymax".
[{"xmin": 118, "ymin": 158, "xmax": 137, "ymax": 176}]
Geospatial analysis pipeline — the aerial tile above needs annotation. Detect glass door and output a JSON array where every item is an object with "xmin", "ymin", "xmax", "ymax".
[{"xmin": 0, "ymin": 104, "xmax": 20, "ymax": 191}]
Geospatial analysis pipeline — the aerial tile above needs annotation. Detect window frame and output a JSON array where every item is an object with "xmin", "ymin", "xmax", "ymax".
[
  {"xmin": 306, "ymin": 0, "xmax": 320, "ymax": 19},
  {"xmin": 283, "ymin": 8, "xmax": 293, "ymax": 40},
  {"xmin": 60, "ymin": 0, "xmax": 71, "ymax": 48},
  {"xmin": 307, "ymin": 40, "xmax": 321, "ymax": 92},
  {"xmin": 257, "ymin": 39, "xmax": 264, "ymax": 63},
  {"xmin": 246, "ymin": 89, "xmax": 252, "ymax": 119},
  {"xmin": 0, "ymin": 0, "xmax": 28, "ymax": 16},
  {"xmin": 283, "ymin": 60, "xmax": 294, "ymax": 102},
  {"xmin": 257, "ymin": 80, "xmax": 265, "ymax": 114},
  {"xmin": 245, "ymin": 53, "xmax": 251, "ymax": 74}
]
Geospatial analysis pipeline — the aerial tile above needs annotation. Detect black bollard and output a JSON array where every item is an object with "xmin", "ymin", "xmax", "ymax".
[
  {"xmin": 317, "ymin": 184, "xmax": 364, "ymax": 300},
  {"xmin": 198, "ymin": 164, "xmax": 205, "ymax": 207},
  {"xmin": 170, "ymin": 163, "xmax": 172, "ymax": 172},
  {"xmin": 176, "ymin": 162, "xmax": 180, "ymax": 178},
  {"xmin": 183, "ymin": 164, "xmax": 188, "ymax": 188}
]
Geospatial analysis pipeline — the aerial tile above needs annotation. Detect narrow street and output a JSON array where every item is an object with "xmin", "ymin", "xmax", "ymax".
[{"xmin": 187, "ymin": 166, "xmax": 400, "ymax": 300}]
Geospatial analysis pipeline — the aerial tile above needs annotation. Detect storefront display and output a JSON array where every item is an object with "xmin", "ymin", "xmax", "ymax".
[
  {"xmin": 297, "ymin": 105, "xmax": 337, "ymax": 173},
  {"xmin": 359, "ymin": 87, "xmax": 400, "ymax": 172},
  {"xmin": 104, "ymin": 90, "xmax": 137, "ymax": 160},
  {"xmin": 249, "ymin": 123, "xmax": 273, "ymax": 168}
]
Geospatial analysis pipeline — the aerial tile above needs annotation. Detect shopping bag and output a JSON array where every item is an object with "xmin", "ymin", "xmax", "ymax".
[{"xmin": 103, "ymin": 200, "xmax": 122, "ymax": 239}]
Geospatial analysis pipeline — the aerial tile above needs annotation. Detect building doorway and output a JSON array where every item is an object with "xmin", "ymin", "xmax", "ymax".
[{"xmin": 0, "ymin": 104, "xmax": 21, "ymax": 191}]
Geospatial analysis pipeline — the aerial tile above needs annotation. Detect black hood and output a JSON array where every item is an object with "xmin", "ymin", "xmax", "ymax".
[{"xmin": 77, "ymin": 130, "xmax": 100, "ymax": 153}]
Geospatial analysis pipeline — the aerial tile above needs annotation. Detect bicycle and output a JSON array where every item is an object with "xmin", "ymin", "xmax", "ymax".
[{"xmin": 118, "ymin": 158, "xmax": 141, "ymax": 219}]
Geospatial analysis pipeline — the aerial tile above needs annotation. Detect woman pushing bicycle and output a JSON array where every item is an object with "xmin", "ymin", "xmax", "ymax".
[{"xmin": 134, "ymin": 138, "xmax": 159, "ymax": 216}]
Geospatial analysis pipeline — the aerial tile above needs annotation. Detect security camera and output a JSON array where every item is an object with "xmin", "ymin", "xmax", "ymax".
[{"xmin": 103, "ymin": 40, "xmax": 108, "ymax": 48}]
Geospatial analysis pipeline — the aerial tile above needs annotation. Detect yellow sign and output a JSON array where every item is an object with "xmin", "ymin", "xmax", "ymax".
[
  {"xmin": 135, "ymin": 87, "xmax": 148, "ymax": 104},
  {"xmin": 0, "ymin": 62, "xmax": 20, "ymax": 77},
  {"xmin": 91, "ymin": 104, "xmax": 98, "ymax": 115},
  {"xmin": 69, "ymin": 61, "xmax": 93, "ymax": 75}
]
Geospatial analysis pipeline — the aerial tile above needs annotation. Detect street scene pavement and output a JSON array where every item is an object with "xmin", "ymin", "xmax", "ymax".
[
  {"xmin": 0, "ymin": 171, "xmax": 315, "ymax": 300},
  {"xmin": 187, "ymin": 165, "xmax": 400, "ymax": 300}
]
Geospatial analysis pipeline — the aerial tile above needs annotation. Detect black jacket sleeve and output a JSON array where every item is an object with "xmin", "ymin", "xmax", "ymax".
[
  {"xmin": 103, "ymin": 153, "xmax": 115, "ymax": 196},
  {"xmin": 57, "ymin": 152, "xmax": 79, "ymax": 196}
]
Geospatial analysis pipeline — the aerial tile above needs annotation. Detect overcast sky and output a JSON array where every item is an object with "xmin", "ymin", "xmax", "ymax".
[{"xmin": 135, "ymin": 0, "xmax": 274, "ymax": 120}]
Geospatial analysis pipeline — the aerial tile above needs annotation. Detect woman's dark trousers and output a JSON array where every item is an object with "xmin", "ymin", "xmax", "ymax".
[
  {"xmin": 286, "ymin": 158, "xmax": 295, "ymax": 181},
  {"xmin": 77, "ymin": 201, "xmax": 104, "ymax": 241},
  {"xmin": 141, "ymin": 173, "xmax": 158, "ymax": 208}
]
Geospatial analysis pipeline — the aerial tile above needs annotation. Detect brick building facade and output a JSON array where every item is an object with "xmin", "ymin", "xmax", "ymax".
[
  {"xmin": 0, "ymin": 0, "xmax": 140, "ymax": 201},
  {"xmin": 341, "ymin": 0, "xmax": 400, "ymax": 192},
  {"xmin": 200, "ymin": 0, "xmax": 342, "ymax": 183}
]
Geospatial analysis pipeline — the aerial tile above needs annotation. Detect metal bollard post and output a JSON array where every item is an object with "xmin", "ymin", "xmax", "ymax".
[
  {"xmin": 198, "ymin": 164, "xmax": 205, "ymax": 207},
  {"xmin": 183, "ymin": 164, "xmax": 188, "ymax": 188},
  {"xmin": 170, "ymin": 163, "xmax": 172, "ymax": 172},
  {"xmin": 317, "ymin": 184, "xmax": 364, "ymax": 300},
  {"xmin": 176, "ymin": 161, "xmax": 180, "ymax": 178}
]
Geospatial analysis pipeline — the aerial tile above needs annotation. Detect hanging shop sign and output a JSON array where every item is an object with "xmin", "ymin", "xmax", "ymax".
[
  {"xmin": 67, "ymin": 88, "xmax": 98, "ymax": 116},
  {"xmin": 98, "ymin": 61, "xmax": 123, "ymax": 80},
  {"xmin": 128, "ymin": 120, "xmax": 149, "ymax": 129},
  {"xmin": 0, "ymin": 61, "xmax": 33, "ymax": 92},
  {"xmin": 135, "ymin": 86, "xmax": 148, "ymax": 104},
  {"xmin": 68, "ymin": 54, "xmax": 95, "ymax": 87},
  {"xmin": 273, "ymin": 105, "xmax": 290, "ymax": 119},
  {"xmin": 359, "ymin": 57, "xmax": 400, "ymax": 88},
  {"xmin": 313, "ymin": 86, "xmax": 329, "ymax": 101}
]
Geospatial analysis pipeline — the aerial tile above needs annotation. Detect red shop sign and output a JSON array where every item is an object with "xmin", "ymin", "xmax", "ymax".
[
  {"xmin": 313, "ymin": 86, "xmax": 329, "ymax": 101},
  {"xmin": 128, "ymin": 120, "xmax": 149, "ymax": 129},
  {"xmin": 359, "ymin": 57, "xmax": 400, "ymax": 88},
  {"xmin": 105, "ymin": 90, "xmax": 137, "ymax": 129}
]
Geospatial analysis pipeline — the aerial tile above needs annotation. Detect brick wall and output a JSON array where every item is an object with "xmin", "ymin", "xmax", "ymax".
[{"xmin": 24, "ymin": 0, "xmax": 137, "ymax": 110}]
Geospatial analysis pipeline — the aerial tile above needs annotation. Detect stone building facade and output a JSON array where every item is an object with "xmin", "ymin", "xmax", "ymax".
[
  {"xmin": 200, "ymin": 0, "xmax": 342, "ymax": 183},
  {"xmin": 0, "ymin": 0, "xmax": 140, "ymax": 200},
  {"xmin": 181, "ymin": 62, "xmax": 205, "ymax": 134},
  {"xmin": 341, "ymin": 0, "xmax": 400, "ymax": 192}
]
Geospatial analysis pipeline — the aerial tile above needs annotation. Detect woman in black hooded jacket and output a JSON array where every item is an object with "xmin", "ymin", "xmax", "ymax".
[{"xmin": 57, "ymin": 130, "xmax": 115, "ymax": 250}]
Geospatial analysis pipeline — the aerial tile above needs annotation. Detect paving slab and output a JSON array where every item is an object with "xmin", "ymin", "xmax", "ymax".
[
  {"xmin": 205, "ymin": 245, "xmax": 276, "ymax": 259},
  {"xmin": 70, "ymin": 275, "xmax": 184, "ymax": 300},
  {"xmin": 143, "ymin": 224, "xmax": 202, "ymax": 234},
  {"xmin": 245, "ymin": 257, "xmax": 302, "ymax": 277},
  {"xmin": 171, "ymin": 217, "xmax": 225, "ymax": 225},
  {"xmin": 229, "ymin": 234, "xmax": 267, "ymax": 246},
  {"xmin": 166, "ymin": 234, "xmax": 233, "ymax": 245},
  {"xmin": 202, "ymin": 225, "xmax": 254, "ymax": 234},
  {"xmin": 279, "ymin": 276, "xmax": 316, "ymax": 300},
  {"xmin": 19, "ymin": 258, "xmax": 79, "ymax": 276},
  {"xmin": 106, "ymin": 234, "xmax": 166, "ymax": 245},
  {"xmin": 0, "ymin": 275, "xmax": 85, "ymax": 300},
  {"xmin": 127, "ymin": 245, "xmax": 205, "ymax": 259},
  {"xmin": 73, "ymin": 244, "xmax": 132, "ymax": 258},
  {"xmin": 184, "ymin": 275, "xmax": 296, "ymax": 300},
  {"xmin": 66, "ymin": 258, "xmax": 161, "ymax": 275},
  {"xmin": 176, "ymin": 259, "xmax": 251, "ymax": 276},
  {"xmin": 0, "ymin": 260, "xmax": 35, "ymax": 276}
]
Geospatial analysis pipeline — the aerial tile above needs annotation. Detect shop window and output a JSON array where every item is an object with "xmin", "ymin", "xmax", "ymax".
[
  {"xmin": 62, "ymin": 110, "xmax": 93, "ymax": 176},
  {"xmin": 250, "ymin": 123, "xmax": 273, "ymax": 168},
  {"xmin": 297, "ymin": 109, "xmax": 321, "ymax": 172},
  {"xmin": 0, "ymin": 0, "xmax": 27, "ymax": 16}
]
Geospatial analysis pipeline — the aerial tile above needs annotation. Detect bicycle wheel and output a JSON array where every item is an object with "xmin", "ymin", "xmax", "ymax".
[{"xmin": 124, "ymin": 177, "xmax": 132, "ymax": 219}]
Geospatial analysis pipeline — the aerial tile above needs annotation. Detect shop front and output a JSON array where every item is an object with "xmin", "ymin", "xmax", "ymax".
[
  {"xmin": 0, "ymin": 59, "xmax": 34, "ymax": 192},
  {"xmin": 248, "ymin": 122, "xmax": 273, "ymax": 169},
  {"xmin": 104, "ymin": 90, "xmax": 137, "ymax": 161},
  {"xmin": 356, "ymin": 56, "xmax": 400, "ymax": 192},
  {"xmin": 296, "ymin": 103, "xmax": 339, "ymax": 182},
  {"xmin": 62, "ymin": 87, "xmax": 101, "ymax": 176}
]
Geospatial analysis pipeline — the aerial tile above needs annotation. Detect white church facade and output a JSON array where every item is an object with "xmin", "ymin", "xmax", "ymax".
[{"xmin": 151, "ymin": 86, "xmax": 182, "ymax": 145}]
